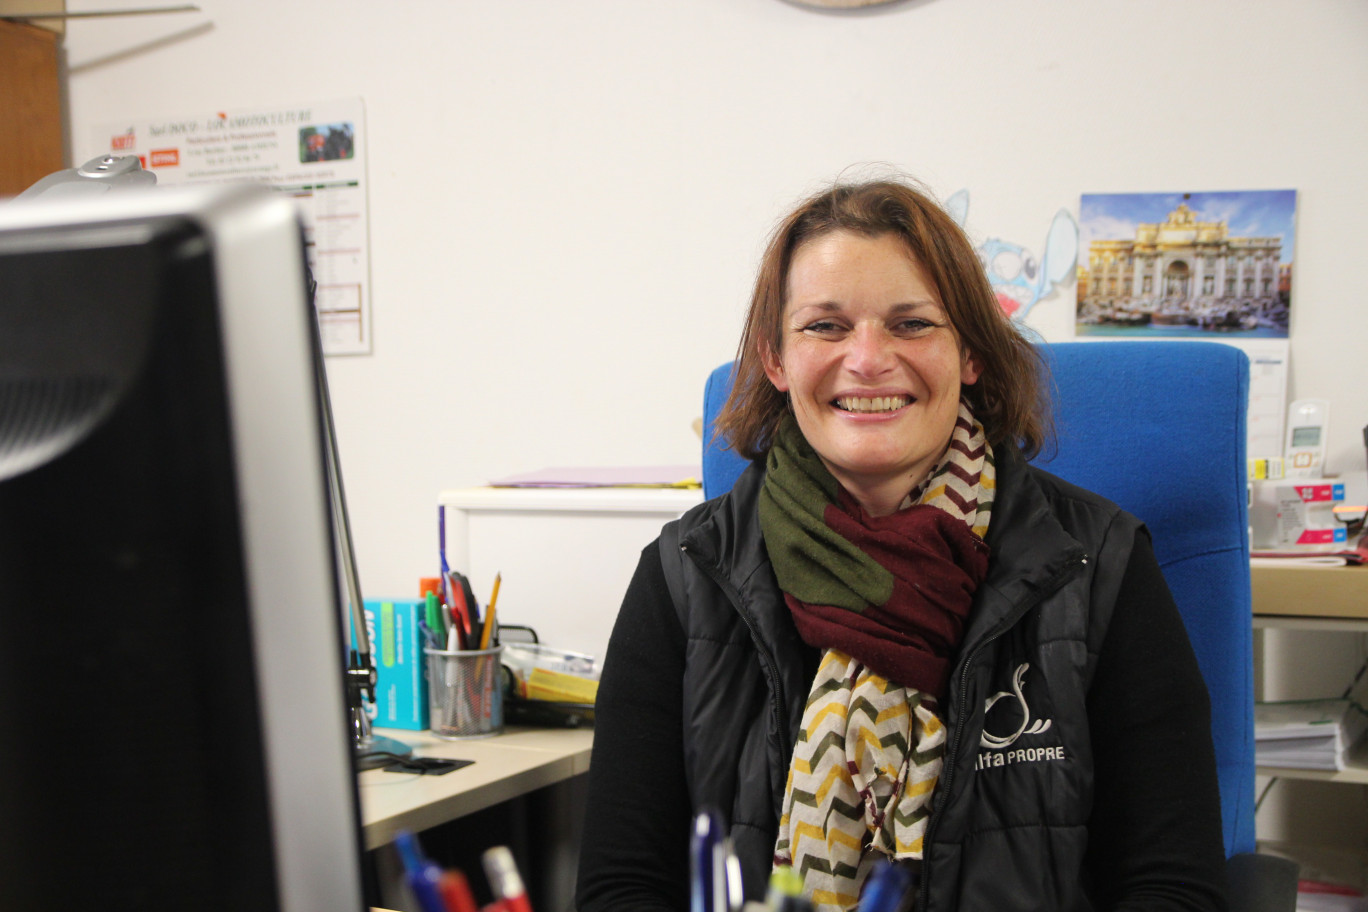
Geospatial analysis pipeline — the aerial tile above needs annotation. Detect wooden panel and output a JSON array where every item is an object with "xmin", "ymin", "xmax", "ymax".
[{"xmin": 0, "ymin": 19, "xmax": 62, "ymax": 198}]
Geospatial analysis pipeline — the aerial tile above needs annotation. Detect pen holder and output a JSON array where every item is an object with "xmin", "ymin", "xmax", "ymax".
[{"xmin": 424, "ymin": 645, "xmax": 504, "ymax": 739}]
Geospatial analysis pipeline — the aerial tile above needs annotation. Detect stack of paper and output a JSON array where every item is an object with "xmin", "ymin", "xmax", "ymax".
[{"xmin": 1255, "ymin": 699, "xmax": 1368, "ymax": 771}]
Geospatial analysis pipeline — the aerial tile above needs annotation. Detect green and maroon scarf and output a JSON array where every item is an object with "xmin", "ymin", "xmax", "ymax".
[{"xmin": 757, "ymin": 406, "xmax": 992, "ymax": 699}]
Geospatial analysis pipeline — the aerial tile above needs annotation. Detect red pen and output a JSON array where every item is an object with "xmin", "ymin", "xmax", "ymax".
[
  {"xmin": 437, "ymin": 869, "xmax": 479, "ymax": 912},
  {"xmin": 482, "ymin": 846, "xmax": 533, "ymax": 912},
  {"xmin": 448, "ymin": 575, "xmax": 472, "ymax": 639}
]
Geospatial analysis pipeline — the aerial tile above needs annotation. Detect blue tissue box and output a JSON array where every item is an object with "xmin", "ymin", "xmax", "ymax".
[{"xmin": 356, "ymin": 599, "xmax": 429, "ymax": 730}]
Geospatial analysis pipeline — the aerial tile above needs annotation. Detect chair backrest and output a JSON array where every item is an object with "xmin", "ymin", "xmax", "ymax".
[{"xmin": 700, "ymin": 340, "xmax": 1255, "ymax": 857}]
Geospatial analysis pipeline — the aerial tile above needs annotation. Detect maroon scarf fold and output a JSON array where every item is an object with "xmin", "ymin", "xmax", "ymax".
[{"xmin": 785, "ymin": 491, "xmax": 988, "ymax": 699}]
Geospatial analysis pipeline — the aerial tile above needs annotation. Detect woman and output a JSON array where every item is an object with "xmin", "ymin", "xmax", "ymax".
[{"xmin": 575, "ymin": 178, "xmax": 1228, "ymax": 911}]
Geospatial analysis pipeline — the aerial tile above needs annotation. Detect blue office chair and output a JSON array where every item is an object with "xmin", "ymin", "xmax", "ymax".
[{"xmin": 701, "ymin": 341, "xmax": 1297, "ymax": 907}]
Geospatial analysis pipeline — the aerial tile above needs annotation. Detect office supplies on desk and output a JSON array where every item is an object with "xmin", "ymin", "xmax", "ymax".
[
  {"xmin": 358, "ymin": 599, "xmax": 430, "ymax": 730},
  {"xmin": 1256, "ymin": 698, "xmax": 1368, "ymax": 771},
  {"xmin": 481, "ymin": 572, "xmax": 502, "ymax": 650},
  {"xmin": 691, "ymin": 808, "xmax": 734, "ymax": 912},
  {"xmin": 483, "ymin": 845, "xmax": 535, "ymax": 912},
  {"xmin": 503, "ymin": 642, "xmax": 601, "ymax": 704},
  {"xmin": 766, "ymin": 866, "xmax": 815, "ymax": 911},
  {"xmin": 380, "ymin": 755, "xmax": 473, "ymax": 776},
  {"xmin": 439, "ymin": 510, "xmax": 483, "ymax": 632},
  {"xmin": 1274, "ymin": 481, "xmax": 1349, "ymax": 548},
  {"xmin": 426, "ymin": 590, "xmax": 449, "ymax": 647},
  {"xmin": 856, "ymin": 858, "xmax": 915, "ymax": 912},
  {"xmin": 395, "ymin": 829, "xmax": 448, "ymax": 912},
  {"xmin": 425, "ymin": 644, "xmax": 505, "ymax": 739},
  {"xmin": 448, "ymin": 573, "xmax": 473, "ymax": 642},
  {"xmin": 439, "ymin": 869, "xmax": 480, "ymax": 912},
  {"xmin": 724, "ymin": 839, "xmax": 744, "ymax": 911},
  {"xmin": 1252, "ymin": 534, "xmax": 1368, "ymax": 566}
]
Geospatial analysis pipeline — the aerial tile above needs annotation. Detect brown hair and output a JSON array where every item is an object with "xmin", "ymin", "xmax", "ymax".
[{"xmin": 715, "ymin": 177, "xmax": 1051, "ymax": 461}]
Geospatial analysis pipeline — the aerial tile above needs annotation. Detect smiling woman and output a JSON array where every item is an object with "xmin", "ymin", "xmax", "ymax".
[{"xmin": 575, "ymin": 176, "xmax": 1229, "ymax": 912}]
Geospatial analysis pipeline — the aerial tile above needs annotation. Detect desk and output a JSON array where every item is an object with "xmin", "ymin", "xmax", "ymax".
[
  {"xmin": 360, "ymin": 726, "xmax": 593, "ymax": 910},
  {"xmin": 359, "ymin": 725, "xmax": 593, "ymax": 850}
]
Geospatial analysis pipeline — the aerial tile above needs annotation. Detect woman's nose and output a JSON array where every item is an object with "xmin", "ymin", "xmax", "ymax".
[{"xmin": 844, "ymin": 323, "xmax": 895, "ymax": 376}]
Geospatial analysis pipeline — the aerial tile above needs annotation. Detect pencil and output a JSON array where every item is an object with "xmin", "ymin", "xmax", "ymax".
[{"xmin": 480, "ymin": 572, "xmax": 501, "ymax": 650}]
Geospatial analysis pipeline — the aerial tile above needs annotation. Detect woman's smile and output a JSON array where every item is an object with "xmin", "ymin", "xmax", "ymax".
[{"xmin": 832, "ymin": 394, "xmax": 913, "ymax": 414}]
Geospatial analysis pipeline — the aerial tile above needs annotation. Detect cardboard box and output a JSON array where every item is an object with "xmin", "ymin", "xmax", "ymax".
[{"xmin": 355, "ymin": 599, "xmax": 429, "ymax": 730}]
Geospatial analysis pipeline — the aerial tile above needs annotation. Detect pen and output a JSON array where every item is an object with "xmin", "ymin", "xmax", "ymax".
[
  {"xmin": 690, "ymin": 808, "xmax": 727, "ymax": 912},
  {"xmin": 480, "ymin": 572, "xmax": 501, "ymax": 650},
  {"xmin": 426, "ymin": 590, "xmax": 447, "ymax": 647},
  {"xmin": 437, "ymin": 869, "xmax": 479, "ymax": 912},
  {"xmin": 482, "ymin": 845, "xmax": 533, "ymax": 912},
  {"xmin": 767, "ymin": 867, "xmax": 814, "ymax": 912},
  {"xmin": 448, "ymin": 573, "xmax": 472, "ymax": 639},
  {"xmin": 723, "ymin": 836, "xmax": 743, "ymax": 912},
  {"xmin": 439, "ymin": 505, "xmax": 452, "ymax": 607},
  {"xmin": 461, "ymin": 571, "xmax": 482, "ymax": 632},
  {"xmin": 855, "ymin": 858, "xmax": 913, "ymax": 912},
  {"xmin": 394, "ymin": 830, "xmax": 447, "ymax": 912}
]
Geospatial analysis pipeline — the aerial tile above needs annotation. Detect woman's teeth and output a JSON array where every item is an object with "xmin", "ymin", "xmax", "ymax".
[{"xmin": 835, "ymin": 396, "xmax": 911, "ymax": 413}]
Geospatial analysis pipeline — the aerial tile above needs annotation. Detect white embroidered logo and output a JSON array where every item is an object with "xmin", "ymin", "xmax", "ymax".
[{"xmin": 979, "ymin": 662, "xmax": 1053, "ymax": 749}]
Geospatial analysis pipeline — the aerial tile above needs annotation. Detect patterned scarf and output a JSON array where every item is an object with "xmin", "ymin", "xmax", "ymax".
[{"xmin": 762, "ymin": 404, "xmax": 994, "ymax": 911}]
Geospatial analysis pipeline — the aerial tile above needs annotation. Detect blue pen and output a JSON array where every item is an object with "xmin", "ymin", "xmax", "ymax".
[
  {"xmin": 856, "ymin": 858, "xmax": 914, "ymax": 912},
  {"xmin": 393, "ymin": 830, "xmax": 447, "ymax": 912},
  {"xmin": 690, "ymin": 808, "xmax": 727, "ymax": 912},
  {"xmin": 439, "ymin": 506, "xmax": 453, "ymax": 606}
]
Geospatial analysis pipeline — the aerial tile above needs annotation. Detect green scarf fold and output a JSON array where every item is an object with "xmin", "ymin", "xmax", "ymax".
[{"xmin": 758, "ymin": 417, "xmax": 893, "ymax": 612}]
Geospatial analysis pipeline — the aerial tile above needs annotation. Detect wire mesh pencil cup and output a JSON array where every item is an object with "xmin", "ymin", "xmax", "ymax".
[{"xmin": 424, "ymin": 645, "xmax": 504, "ymax": 739}]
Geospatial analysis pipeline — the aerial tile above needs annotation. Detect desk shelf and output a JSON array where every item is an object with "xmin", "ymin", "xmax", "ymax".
[{"xmin": 1250, "ymin": 560, "xmax": 1368, "ymax": 867}]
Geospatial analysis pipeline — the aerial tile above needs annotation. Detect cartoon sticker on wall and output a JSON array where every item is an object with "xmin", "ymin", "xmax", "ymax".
[{"xmin": 946, "ymin": 190, "xmax": 1078, "ymax": 322}]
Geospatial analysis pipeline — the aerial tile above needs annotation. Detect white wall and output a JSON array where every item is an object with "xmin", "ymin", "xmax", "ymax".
[{"xmin": 61, "ymin": 0, "xmax": 1368, "ymax": 604}]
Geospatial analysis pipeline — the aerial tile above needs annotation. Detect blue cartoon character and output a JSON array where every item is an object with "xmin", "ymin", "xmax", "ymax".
[{"xmin": 945, "ymin": 190, "xmax": 1078, "ymax": 321}]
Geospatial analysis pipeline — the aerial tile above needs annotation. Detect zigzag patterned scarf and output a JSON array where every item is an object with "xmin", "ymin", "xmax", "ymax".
[{"xmin": 762, "ymin": 404, "xmax": 994, "ymax": 911}]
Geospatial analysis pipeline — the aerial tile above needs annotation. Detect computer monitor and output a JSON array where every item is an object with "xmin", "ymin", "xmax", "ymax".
[{"xmin": 0, "ymin": 184, "xmax": 366, "ymax": 911}]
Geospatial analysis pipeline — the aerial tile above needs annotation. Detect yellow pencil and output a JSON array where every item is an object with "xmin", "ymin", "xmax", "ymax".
[{"xmin": 480, "ymin": 572, "xmax": 501, "ymax": 649}]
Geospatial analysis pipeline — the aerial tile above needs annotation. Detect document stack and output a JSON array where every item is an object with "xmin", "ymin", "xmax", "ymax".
[{"xmin": 1254, "ymin": 699, "xmax": 1368, "ymax": 771}]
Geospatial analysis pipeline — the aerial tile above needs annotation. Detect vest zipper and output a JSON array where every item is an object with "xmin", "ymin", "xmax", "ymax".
[{"xmin": 915, "ymin": 552, "xmax": 1089, "ymax": 912}]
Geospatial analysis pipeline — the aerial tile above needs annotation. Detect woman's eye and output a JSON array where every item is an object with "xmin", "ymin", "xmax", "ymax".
[
  {"xmin": 802, "ymin": 320, "xmax": 843, "ymax": 334},
  {"xmin": 893, "ymin": 319, "xmax": 934, "ymax": 335}
]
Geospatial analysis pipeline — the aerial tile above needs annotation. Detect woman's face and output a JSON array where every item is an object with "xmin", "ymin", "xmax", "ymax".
[{"xmin": 762, "ymin": 230, "xmax": 981, "ymax": 516}]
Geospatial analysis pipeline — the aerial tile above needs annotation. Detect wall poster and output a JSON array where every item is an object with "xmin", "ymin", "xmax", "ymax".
[
  {"xmin": 90, "ymin": 97, "xmax": 372, "ymax": 356},
  {"xmin": 1077, "ymin": 189, "xmax": 1298, "ymax": 460}
]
